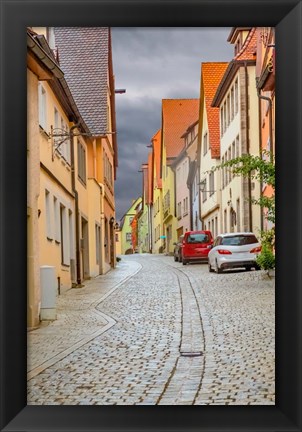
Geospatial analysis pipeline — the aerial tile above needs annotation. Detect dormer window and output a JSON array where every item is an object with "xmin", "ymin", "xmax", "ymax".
[{"xmin": 235, "ymin": 39, "xmax": 241, "ymax": 56}]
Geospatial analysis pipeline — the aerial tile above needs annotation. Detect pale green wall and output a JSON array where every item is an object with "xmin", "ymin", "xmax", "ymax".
[
  {"xmin": 120, "ymin": 197, "xmax": 142, "ymax": 254},
  {"xmin": 138, "ymin": 205, "xmax": 149, "ymax": 253}
]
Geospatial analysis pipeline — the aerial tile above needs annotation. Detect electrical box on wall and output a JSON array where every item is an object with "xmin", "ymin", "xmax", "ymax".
[{"xmin": 40, "ymin": 265, "xmax": 57, "ymax": 321}]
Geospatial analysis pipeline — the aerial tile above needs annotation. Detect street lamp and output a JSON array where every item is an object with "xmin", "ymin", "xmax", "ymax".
[{"xmin": 198, "ymin": 181, "xmax": 216, "ymax": 194}]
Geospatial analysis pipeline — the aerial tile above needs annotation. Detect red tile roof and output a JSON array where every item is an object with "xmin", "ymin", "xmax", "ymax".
[
  {"xmin": 235, "ymin": 27, "xmax": 257, "ymax": 61},
  {"xmin": 201, "ymin": 62, "xmax": 229, "ymax": 158},
  {"xmin": 152, "ymin": 129, "xmax": 162, "ymax": 188},
  {"xmin": 162, "ymin": 99, "xmax": 199, "ymax": 163},
  {"xmin": 211, "ymin": 28, "xmax": 257, "ymax": 111}
]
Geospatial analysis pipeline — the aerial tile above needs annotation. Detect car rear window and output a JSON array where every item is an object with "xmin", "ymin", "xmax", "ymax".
[
  {"xmin": 187, "ymin": 233, "xmax": 209, "ymax": 243},
  {"xmin": 221, "ymin": 235, "xmax": 258, "ymax": 246}
]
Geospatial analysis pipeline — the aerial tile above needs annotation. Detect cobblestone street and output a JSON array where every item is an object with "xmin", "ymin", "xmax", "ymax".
[{"xmin": 27, "ymin": 254, "xmax": 275, "ymax": 405}]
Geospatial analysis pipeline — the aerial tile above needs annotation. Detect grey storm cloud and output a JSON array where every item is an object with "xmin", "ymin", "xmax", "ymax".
[{"xmin": 112, "ymin": 27, "xmax": 234, "ymax": 221}]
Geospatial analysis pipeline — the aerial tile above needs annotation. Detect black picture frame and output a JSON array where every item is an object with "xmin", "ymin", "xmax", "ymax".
[{"xmin": 1, "ymin": 0, "xmax": 301, "ymax": 431}]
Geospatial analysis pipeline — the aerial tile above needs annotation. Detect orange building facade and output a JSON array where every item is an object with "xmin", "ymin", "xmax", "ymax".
[{"xmin": 255, "ymin": 27, "xmax": 275, "ymax": 231}]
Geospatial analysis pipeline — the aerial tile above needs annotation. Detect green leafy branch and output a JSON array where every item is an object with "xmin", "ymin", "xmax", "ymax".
[{"xmin": 208, "ymin": 150, "xmax": 275, "ymax": 223}]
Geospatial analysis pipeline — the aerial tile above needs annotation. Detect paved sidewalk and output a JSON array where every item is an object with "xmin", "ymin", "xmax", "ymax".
[{"xmin": 27, "ymin": 260, "xmax": 142, "ymax": 380}]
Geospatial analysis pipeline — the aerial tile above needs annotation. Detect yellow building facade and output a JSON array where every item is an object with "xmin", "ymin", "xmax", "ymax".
[{"xmin": 27, "ymin": 27, "xmax": 118, "ymax": 327}]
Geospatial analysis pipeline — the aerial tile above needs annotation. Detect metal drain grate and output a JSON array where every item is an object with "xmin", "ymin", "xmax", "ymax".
[{"xmin": 180, "ymin": 351, "xmax": 203, "ymax": 357}]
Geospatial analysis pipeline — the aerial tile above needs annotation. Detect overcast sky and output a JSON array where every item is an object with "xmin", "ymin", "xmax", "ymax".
[{"xmin": 111, "ymin": 27, "xmax": 234, "ymax": 222}]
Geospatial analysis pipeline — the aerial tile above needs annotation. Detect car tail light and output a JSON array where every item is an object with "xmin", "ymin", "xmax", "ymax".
[
  {"xmin": 250, "ymin": 246, "xmax": 261, "ymax": 253},
  {"xmin": 218, "ymin": 249, "xmax": 232, "ymax": 255}
]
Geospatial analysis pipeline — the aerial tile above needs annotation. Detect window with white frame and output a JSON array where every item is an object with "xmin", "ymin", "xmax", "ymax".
[
  {"xmin": 45, "ymin": 189, "xmax": 53, "ymax": 240},
  {"xmin": 235, "ymin": 79, "xmax": 239, "ymax": 114},
  {"xmin": 59, "ymin": 117, "xmax": 66, "ymax": 159},
  {"xmin": 38, "ymin": 83, "xmax": 47, "ymax": 130},
  {"xmin": 53, "ymin": 196, "xmax": 60, "ymax": 242},
  {"xmin": 54, "ymin": 108, "xmax": 59, "ymax": 140},
  {"xmin": 183, "ymin": 197, "xmax": 188, "ymax": 215},
  {"xmin": 222, "ymin": 156, "xmax": 225, "ymax": 189},
  {"xmin": 220, "ymin": 107, "xmax": 224, "ymax": 137},
  {"xmin": 126, "ymin": 232, "xmax": 131, "ymax": 242},
  {"xmin": 228, "ymin": 147, "xmax": 232, "ymax": 183},
  {"xmin": 236, "ymin": 135, "xmax": 240, "ymax": 157},
  {"xmin": 177, "ymin": 202, "xmax": 182, "ymax": 219},
  {"xmin": 60, "ymin": 204, "xmax": 69, "ymax": 266},
  {"xmin": 227, "ymin": 95, "xmax": 230, "ymax": 126},
  {"xmin": 77, "ymin": 139, "xmax": 86, "ymax": 184},
  {"xmin": 231, "ymin": 87, "xmax": 234, "ymax": 120},
  {"xmin": 209, "ymin": 171, "xmax": 214, "ymax": 196},
  {"xmin": 232, "ymin": 141, "xmax": 236, "ymax": 179},
  {"xmin": 104, "ymin": 153, "xmax": 113, "ymax": 186},
  {"xmin": 224, "ymin": 151, "xmax": 228, "ymax": 186},
  {"xmin": 232, "ymin": 140, "xmax": 236, "ymax": 160}
]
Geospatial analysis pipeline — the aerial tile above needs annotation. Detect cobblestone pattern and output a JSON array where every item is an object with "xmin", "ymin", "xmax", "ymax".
[
  {"xmin": 168, "ymin": 260, "xmax": 275, "ymax": 405},
  {"xmin": 27, "ymin": 260, "xmax": 141, "ymax": 376},
  {"xmin": 158, "ymin": 269, "xmax": 205, "ymax": 405},
  {"xmin": 27, "ymin": 255, "xmax": 275, "ymax": 405},
  {"xmin": 28, "ymin": 258, "xmax": 182, "ymax": 405}
]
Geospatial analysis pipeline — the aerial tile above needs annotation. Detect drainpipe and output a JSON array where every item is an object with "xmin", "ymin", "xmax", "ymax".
[
  {"xmin": 189, "ymin": 183, "xmax": 193, "ymax": 231},
  {"xmin": 244, "ymin": 62, "xmax": 253, "ymax": 232},
  {"xmin": 98, "ymin": 183, "xmax": 105, "ymax": 275},
  {"xmin": 256, "ymin": 85, "xmax": 265, "ymax": 232},
  {"xmin": 256, "ymin": 86, "xmax": 273, "ymax": 162},
  {"xmin": 256, "ymin": 87, "xmax": 273, "ymax": 232},
  {"xmin": 70, "ymin": 123, "xmax": 82, "ymax": 285}
]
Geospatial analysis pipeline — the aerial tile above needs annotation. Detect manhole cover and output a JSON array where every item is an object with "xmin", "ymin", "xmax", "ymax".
[{"xmin": 180, "ymin": 351, "xmax": 203, "ymax": 357}]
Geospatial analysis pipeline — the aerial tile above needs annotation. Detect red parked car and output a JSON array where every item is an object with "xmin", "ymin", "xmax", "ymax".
[{"xmin": 182, "ymin": 230, "xmax": 213, "ymax": 265}]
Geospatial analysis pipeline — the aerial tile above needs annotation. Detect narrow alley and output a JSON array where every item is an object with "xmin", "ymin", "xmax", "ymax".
[{"xmin": 27, "ymin": 255, "xmax": 275, "ymax": 405}]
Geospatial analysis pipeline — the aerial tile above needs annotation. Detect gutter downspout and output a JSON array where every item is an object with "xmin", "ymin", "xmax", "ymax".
[
  {"xmin": 256, "ymin": 85, "xmax": 273, "ymax": 232},
  {"xmin": 257, "ymin": 91, "xmax": 264, "ymax": 232},
  {"xmin": 98, "ymin": 183, "xmax": 105, "ymax": 275},
  {"xmin": 256, "ymin": 88, "xmax": 273, "ymax": 161},
  {"xmin": 70, "ymin": 123, "xmax": 82, "ymax": 286},
  {"xmin": 189, "ymin": 183, "xmax": 193, "ymax": 231},
  {"xmin": 244, "ymin": 62, "xmax": 253, "ymax": 232}
]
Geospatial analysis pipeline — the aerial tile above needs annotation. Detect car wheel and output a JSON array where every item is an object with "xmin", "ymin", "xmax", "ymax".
[
  {"xmin": 208, "ymin": 262, "xmax": 214, "ymax": 273},
  {"xmin": 182, "ymin": 259, "xmax": 187, "ymax": 265},
  {"xmin": 245, "ymin": 266, "xmax": 252, "ymax": 271},
  {"xmin": 254, "ymin": 263, "xmax": 261, "ymax": 270},
  {"xmin": 216, "ymin": 260, "xmax": 223, "ymax": 274}
]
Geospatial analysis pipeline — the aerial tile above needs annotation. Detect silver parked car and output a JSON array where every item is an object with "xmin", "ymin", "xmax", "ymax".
[{"xmin": 208, "ymin": 232, "xmax": 261, "ymax": 273}]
